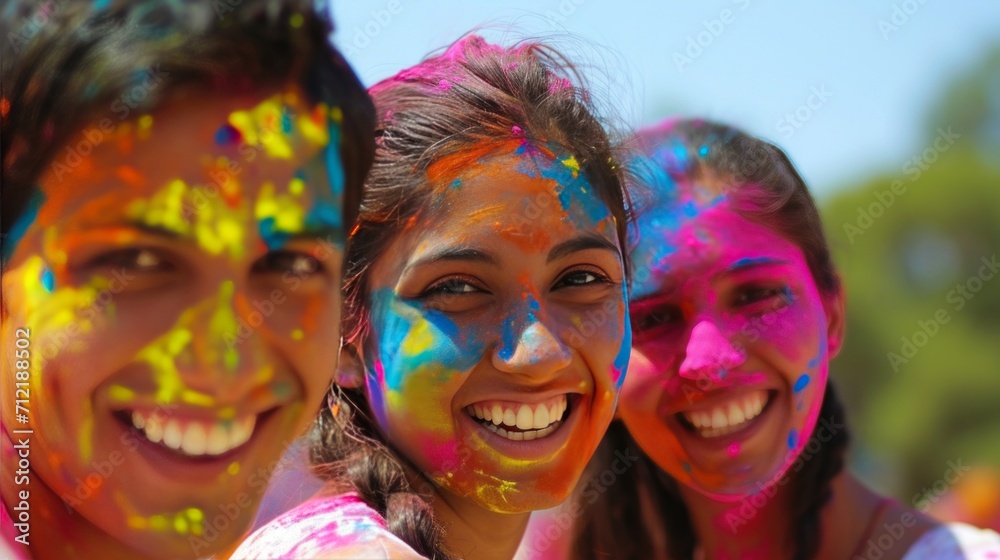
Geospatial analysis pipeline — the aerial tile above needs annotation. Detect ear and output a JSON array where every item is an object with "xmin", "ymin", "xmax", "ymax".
[
  {"xmin": 335, "ymin": 340, "xmax": 366, "ymax": 389},
  {"xmin": 823, "ymin": 287, "xmax": 846, "ymax": 360}
]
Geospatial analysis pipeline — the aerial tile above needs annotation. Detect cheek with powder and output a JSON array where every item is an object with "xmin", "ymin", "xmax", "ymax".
[{"xmin": 365, "ymin": 289, "xmax": 486, "ymax": 433}]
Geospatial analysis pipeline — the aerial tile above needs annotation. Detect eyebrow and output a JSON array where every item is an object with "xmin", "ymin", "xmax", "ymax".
[
  {"xmin": 718, "ymin": 257, "xmax": 790, "ymax": 278},
  {"xmin": 405, "ymin": 247, "xmax": 501, "ymax": 273},
  {"xmin": 546, "ymin": 233, "xmax": 621, "ymax": 263}
]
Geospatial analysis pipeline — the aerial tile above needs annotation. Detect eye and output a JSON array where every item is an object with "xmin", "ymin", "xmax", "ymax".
[
  {"xmin": 422, "ymin": 277, "xmax": 485, "ymax": 296},
  {"xmin": 253, "ymin": 251, "xmax": 324, "ymax": 277},
  {"xmin": 554, "ymin": 269, "xmax": 610, "ymax": 289},
  {"xmin": 734, "ymin": 285, "xmax": 792, "ymax": 309},
  {"xmin": 631, "ymin": 303, "xmax": 684, "ymax": 333},
  {"xmin": 86, "ymin": 248, "xmax": 174, "ymax": 273}
]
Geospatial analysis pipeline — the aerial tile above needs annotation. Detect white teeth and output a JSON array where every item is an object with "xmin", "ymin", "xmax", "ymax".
[
  {"xmin": 181, "ymin": 423, "xmax": 207, "ymax": 456},
  {"xmin": 681, "ymin": 390, "xmax": 770, "ymax": 439},
  {"xmin": 145, "ymin": 415, "xmax": 163, "ymax": 443},
  {"xmin": 206, "ymin": 423, "xmax": 229, "ymax": 455},
  {"xmin": 129, "ymin": 411, "xmax": 257, "ymax": 456},
  {"xmin": 468, "ymin": 395, "xmax": 568, "ymax": 441},
  {"xmin": 516, "ymin": 405, "xmax": 533, "ymax": 430},
  {"xmin": 533, "ymin": 405, "xmax": 550, "ymax": 429},
  {"xmin": 728, "ymin": 402, "xmax": 745, "ymax": 425},
  {"xmin": 163, "ymin": 420, "xmax": 183, "ymax": 450}
]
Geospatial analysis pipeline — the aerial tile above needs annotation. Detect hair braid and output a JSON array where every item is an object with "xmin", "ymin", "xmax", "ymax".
[{"xmin": 310, "ymin": 386, "xmax": 453, "ymax": 559}]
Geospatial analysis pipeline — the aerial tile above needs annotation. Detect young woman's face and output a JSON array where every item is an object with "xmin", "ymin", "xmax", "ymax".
[
  {"xmin": 360, "ymin": 142, "xmax": 630, "ymax": 513},
  {"xmin": 1, "ymin": 88, "xmax": 347, "ymax": 557},
  {"xmin": 621, "ymin": 189, "xmax": 842, "ymax": 500}
]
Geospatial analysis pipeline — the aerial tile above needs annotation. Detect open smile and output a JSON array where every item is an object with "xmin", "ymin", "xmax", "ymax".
[
  {"xmin": 464, "ymin": 394, "xmax": 569, "ymax": 441},
  {"xmin": 113, "ymin": 406, "xmax": 279, "ymax": 462},
  {"xmin": 675, "ymin": 389, "xmax": 776, "ymax": 440}
]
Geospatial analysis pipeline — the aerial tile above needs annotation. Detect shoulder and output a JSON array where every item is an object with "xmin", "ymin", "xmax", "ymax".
[
  {"xmin": 231, "ymin": 493, "xmax": 427, "ymax": 560},
  {"xmin": 901, "ymin": 523, "xmax": 1000, "ymax": 560}
]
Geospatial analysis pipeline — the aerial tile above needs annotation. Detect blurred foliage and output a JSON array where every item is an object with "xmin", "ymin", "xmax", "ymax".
[{"xmin": 822, "ymin": 45, "xmax": 1000, "ymax": 516}]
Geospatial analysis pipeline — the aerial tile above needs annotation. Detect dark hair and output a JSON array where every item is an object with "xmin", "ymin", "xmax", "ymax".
[
  {"xmin": 1, "ymin": 0, "xmax": 375, "ymax": 263},
  {"xmin": 309, "ymin": 34, "xmax": 631, "ymax": 559},
  {"xmin": 573, "ymin": 119, "xmax": 848, "ymax": 559}
]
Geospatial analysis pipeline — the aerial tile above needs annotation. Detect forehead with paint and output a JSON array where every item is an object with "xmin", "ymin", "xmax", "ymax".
[
  {"xmin": 360, "ymin": 138, "xmax": 630, "ymax": 512},
  {"xmin": 0, "ymin": 88, "xmax": 349, "ymax": 557},
  {"xmin": 628, "ymin": 135, "xmax": 732, "ymax": 299},
  {"xmin": 19, "ymin": 89, "xmax": 345, "ymax": 254}
]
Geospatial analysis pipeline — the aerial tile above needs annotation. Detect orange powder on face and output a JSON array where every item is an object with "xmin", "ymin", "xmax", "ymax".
[
  {"xmin": 425, "ymin": 138, "xmax": 525, "ymax": 189},
  {"xmin": 116, "ymin": 165, "xmax": 146, "ymax": 189}
]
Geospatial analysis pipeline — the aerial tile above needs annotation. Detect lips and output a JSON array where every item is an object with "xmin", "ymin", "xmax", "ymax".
[
  {"xmin": 464, "ymin": 394, "xmax": 568, "ymax": 441},
  {"xmin": 676, "ymin": 389, "xmax": 772, "ymax": 439},
  {"xmin": 122, "ymin": 409, "xmax": 260, "ymax": 457}
]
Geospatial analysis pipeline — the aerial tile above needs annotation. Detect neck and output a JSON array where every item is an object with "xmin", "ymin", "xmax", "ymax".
[
  {"xmin": 429, "ymin": 487, "xmax": 529, "ymax": 560},
  {"xmin": 679, "ymin": 481, "xmax": 795, "ymax": 560},
  {"xmin": 678, "ymin": 470, "xmax": 904, "ymax": 560}
]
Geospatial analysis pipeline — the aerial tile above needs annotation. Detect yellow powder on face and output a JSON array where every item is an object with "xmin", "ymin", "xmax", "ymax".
[
  {"xmin": 135, "ymin": 326, "xmax": 194, "ymax": 404},
  {"xmin": 108, "ymin": 384, "xmax": 136, "ymax": 402},
  {"xmin": 127, "ymin": 178, "xmax": 249, "ymax": 260},
  {"xmin": 228, "ymin": 96, "xmax": 294, "ymax": 160}
]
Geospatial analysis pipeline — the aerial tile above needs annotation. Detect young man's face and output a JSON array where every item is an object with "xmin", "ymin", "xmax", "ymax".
[{"xmin": 1, "ymin": 87, "xmax": 348, "ymax": 558}]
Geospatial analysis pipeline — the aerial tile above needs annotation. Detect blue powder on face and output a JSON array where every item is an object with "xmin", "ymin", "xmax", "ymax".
[
  {"xmin": 612, "ymin": 282, "xmax": 632, "ymax": 389},
  {"xmin": 451, "ymin": 178, "xmax": 462, "ymax": 189},
  {"xmin": 41, "ymin": 267, "xmax": 55, "ymax": 292},
  {"xmin": 369, "ymin": 289, "xmax": 482, "ymax": 393},
  {"xmin": 698, "ymin": 144, "xmax": 710, "ymax": 157},
  {"xmin": 324, "ymin": 117, "xmax": 346, "ymax": 199},
  {"xmin": 2, "ymin": 190, "xmax": 46, "ymax": 261},
  {"xmin": 214, "ymin": 123, "xmax": 241, "ymax": 146},
  {"xmin": 512, "ymin": 142, "xmax": 610, "ymax": 226},
  {"xmin": 497, "ymin": 293, "xmax": 542, "ymax": 363},
  {"xmin": 731, "ymin": 257, "xmax": 779, "ymax": 268},
  {"xmin": 787, "ymin": 429, "xmax": 798, "ymax": 449},
  {"xmin": 793, "ymin": 374, "xmax": 810, "ymax": 393},
  {"xmin": 257, "ymin": 217, "xmax": 288, "ymax": 251}
]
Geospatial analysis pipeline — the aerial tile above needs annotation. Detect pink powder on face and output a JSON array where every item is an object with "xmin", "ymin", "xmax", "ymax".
[
  {"xmin": 679, "ymin": 320, "xmax": 745, "ymax": 382},
  {"xmin": 727, "ymin": 442, "xmax": 740, "ymax": 457}
]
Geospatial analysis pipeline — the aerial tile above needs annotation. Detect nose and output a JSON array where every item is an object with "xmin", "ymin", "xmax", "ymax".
[
  {"xmin": 679, "ymin": 319, "xmax": 745, "ymax": 383},
  {"xmin": 491, "ymin": 300, "xmax": 572, "ymax": 378},
  {"xmin": 136, "ymin": 281, "xmax": 273, "ymax": 406}
]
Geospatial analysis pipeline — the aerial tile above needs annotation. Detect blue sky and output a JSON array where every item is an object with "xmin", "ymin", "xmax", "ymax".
[{"xmin": 329, "ymin": 1, "xmax": 1000, "ymax": 198}]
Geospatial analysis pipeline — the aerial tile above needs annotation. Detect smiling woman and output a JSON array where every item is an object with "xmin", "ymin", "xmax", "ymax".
[
  {"xmin": 565, "ymin": 119, "xmax": 1000, "ymax": 560},
  {"xmin": 233, "ymin": 35, "xmax": 632, "ymax": 560},
  {"xmin": 0, "ymin": 1, "xmax": 374, "ymax": 558}
]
